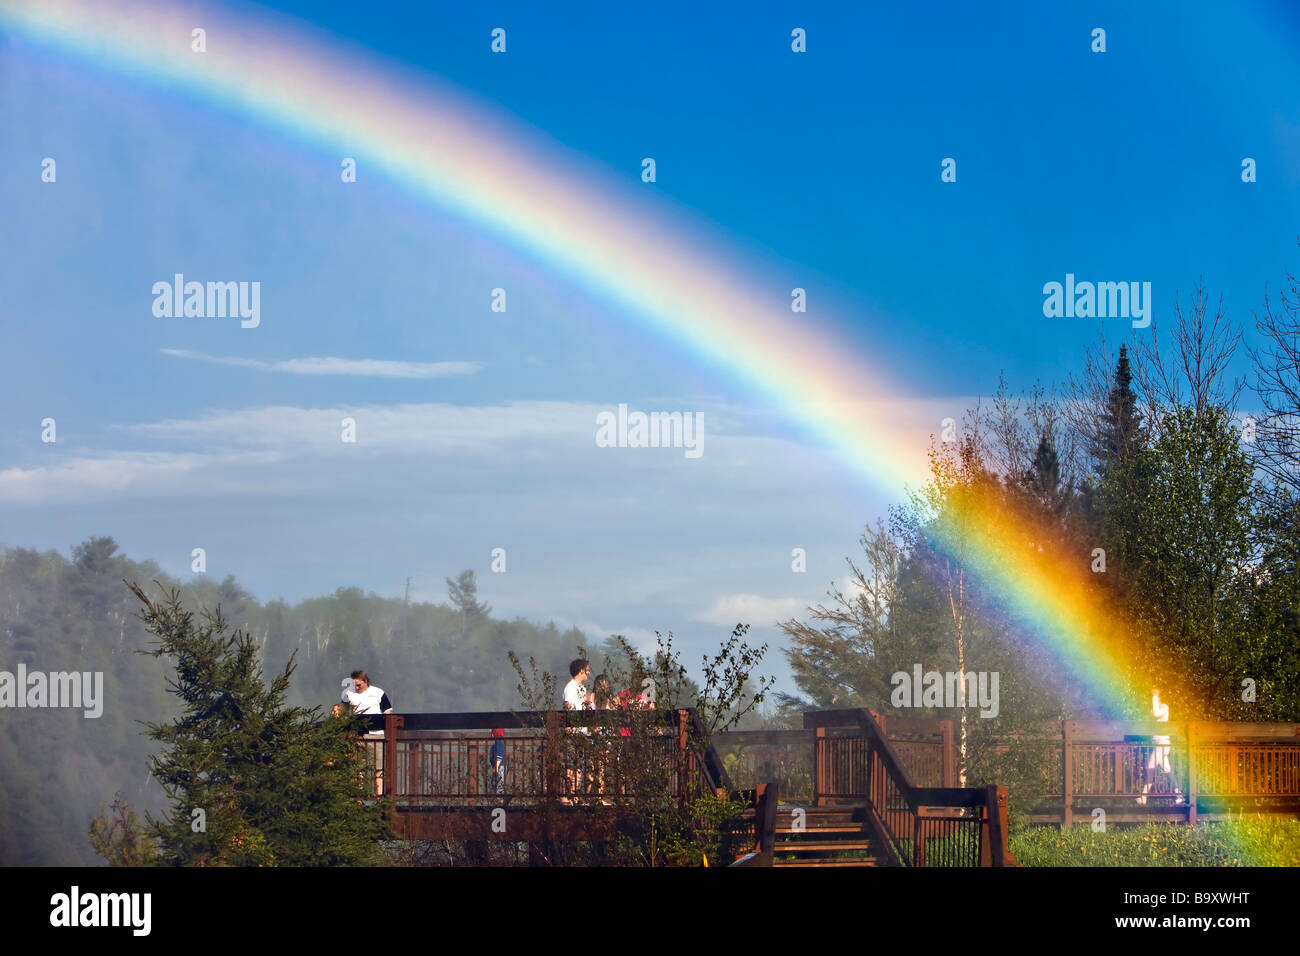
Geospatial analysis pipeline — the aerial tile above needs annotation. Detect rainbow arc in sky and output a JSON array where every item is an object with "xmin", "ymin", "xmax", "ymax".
[{"xmin": 2, "ymin": 0, "xmax": 1191, "ymax": 722}]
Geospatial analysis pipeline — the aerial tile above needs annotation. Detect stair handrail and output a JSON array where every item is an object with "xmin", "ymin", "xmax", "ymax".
[
  {"xmin": 686, "ymin": 708, "xmax": 736, "ymax": 793},
  {"xmin": 809, "ymin": 708, "xmax": 1009, "ymax": 866}
]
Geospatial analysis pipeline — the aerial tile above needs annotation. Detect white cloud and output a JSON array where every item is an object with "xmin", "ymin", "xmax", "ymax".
[
  {"xmin": 0, "ymin": 449, "xmax": 288, "ymax": 503},
  {"xmin": 695, "ymin": 593, "xmax": 806, "ymax": 629},
  {"xmin": 120, "ymin": 401, "xmax": 589, "ymax": 451},
  {"xmin": 161, "ymin": 348, "xmax": 482, "ymax": 379},
  {"xmin": 0, "ymin": 400, "xmax": 886, "ymax": 516}
]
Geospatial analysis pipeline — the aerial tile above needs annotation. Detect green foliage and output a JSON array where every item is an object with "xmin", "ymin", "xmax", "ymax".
[
  {"xmin": 0, "ymin": 543, "xmax": 598, "ymax": 864},
  {"xmin": 88, "ymin": 793, "xmax": 158, "ymax": 866},
  {"xmin": 655, "ymin": 790, "xmax": 752, "ymax": 867},
  {"xmin": 507, "ymin": 627, "xmax": 771, "ymax": 866},
  {"xmin": 1010, "ymin": 818, "xmax": 1300, "ymax": 867},
  {"xmin": 130, "ymin": 581, "xmax": 391, "ymax": 866},
  {"xmin": 782, "ymin": 314, "xmax": 1300, "ymax": 834},
  {"xmin": 446, "ymin": 569, "xmax": 491, "ymax": 621},
  {"xmin": 778, "ymin": 520, "xmax": 909, "ymax": 712},
  {"xmin": 0, "ymin": 539, "xmax": 173, "ymax": 864}
]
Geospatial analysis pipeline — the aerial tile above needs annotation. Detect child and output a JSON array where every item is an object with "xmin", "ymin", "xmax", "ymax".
[{"xmin": 489, "ymin": 728, "xmax": 507, "ymax": 795}]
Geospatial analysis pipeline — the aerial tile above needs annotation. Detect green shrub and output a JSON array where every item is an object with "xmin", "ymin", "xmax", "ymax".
[{"xmin": 1010, "ymin": 816, "xmax": 1300, "ymax": 866}]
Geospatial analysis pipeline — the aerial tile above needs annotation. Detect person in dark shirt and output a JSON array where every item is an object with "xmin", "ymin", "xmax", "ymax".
[{"xmin": 489, "ymin": 728, "xmax": 507, "ymax": 795}]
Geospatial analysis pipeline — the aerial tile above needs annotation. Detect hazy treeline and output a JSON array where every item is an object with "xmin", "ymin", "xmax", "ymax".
[{"xmin": 0, "ymin": 539, "xmax": 591, "ymax": 864}]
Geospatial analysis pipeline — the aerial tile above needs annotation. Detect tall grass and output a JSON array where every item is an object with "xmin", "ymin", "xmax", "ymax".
[{"xmin": 1010, "ymin": 816, "xmax": 1300, "ymax": 866}]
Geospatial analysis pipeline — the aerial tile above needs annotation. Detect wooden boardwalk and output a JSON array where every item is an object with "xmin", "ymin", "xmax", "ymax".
[
  {"xmin": 355, "ymin": 708, "xmax": 1299, "ymax": 865},
  {"xmin": 359, "ymin": 708, "xmax": 1011, "ymax": 866}
]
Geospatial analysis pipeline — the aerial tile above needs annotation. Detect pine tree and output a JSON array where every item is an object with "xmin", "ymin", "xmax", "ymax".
[
  {"xmin": 1089, "ymin": 346, "xmax": 1156, "ymax": 619},
  {"xmin": 1020, "ymin": 432, "xmax": 1073, "ymax": 523},
  {"xmin": 1098, "ymin": 344, "xmax": 1144, "ymax": 474},
  {"xmin": 446, "ymin": 569, "xmax": 491, "ymax": 620},
  {"xmin": 129, "ymin": 582, "xmax": 390, "ymax": 866}
]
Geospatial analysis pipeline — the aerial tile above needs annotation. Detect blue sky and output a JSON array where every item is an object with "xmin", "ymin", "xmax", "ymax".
[{"xmin": 2, "ymin": 0, "xmax": 1298, "ymax": 700}]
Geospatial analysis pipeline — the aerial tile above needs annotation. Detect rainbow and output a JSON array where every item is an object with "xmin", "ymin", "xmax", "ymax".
[{"xmin": 0, "ymin": 0, "xmax": 1174, "ymax": 721}]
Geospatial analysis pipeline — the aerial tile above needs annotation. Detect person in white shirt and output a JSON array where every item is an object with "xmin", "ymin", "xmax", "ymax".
[
  {"xmin": 341, "ymin": 670, "xmax": 391, "ymax": 796},
  {"xmin": 342, "ymin": 670, "xmax": 392, "ymax": 714},
  {"xmin": 562, "ymin": 659, "xmax": 591, "ymax": 801},
  {"xmin": 1139, "ymin": 687, "xmax": 1182, "ymax": 806}
]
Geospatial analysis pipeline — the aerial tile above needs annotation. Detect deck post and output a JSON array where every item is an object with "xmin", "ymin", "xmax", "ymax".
[
  {"xmin": 467, "ymin": 740, "xmax": 479, "ymax": 797},
  {"xmin": 1186, "ymin": 722, "xmax": 1197, "ymax": 825},
  {"xmin": 677, "ymin": 710, "xmax": 690, "ymax": 804},
  {"xmin": 813, "ymin": 726, "xmax": 826, "ymax": 805},
  {"xmin": 754, "ymin": 781, "xmax": 779, "ymax": 861},
  {"xmin": 1062, "ymin": 720, "xmax": 1073, "ymax": 829},
  {"xmin": 544, "ymin": 711, "xmax": 561, "ymax": 799},
  {"xmin": 383, "ymin": 714, "xmax": 403, "ymax": 797},
  {"xmin": 989, "ymin": 784, "xmax": 1010, "ymax": 866}
]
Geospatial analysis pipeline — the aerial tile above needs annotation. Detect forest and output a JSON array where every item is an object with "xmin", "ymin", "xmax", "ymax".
[{"xmin": 0, "ymin": 544, "xmax": 599, "ymax": 865}]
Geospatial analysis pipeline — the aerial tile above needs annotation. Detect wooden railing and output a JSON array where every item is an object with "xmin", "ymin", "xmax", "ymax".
[
  {"xmin": 714, "ymin": 717, "xmax": 953, "ymax": 803},
  {"xmin": 1042, "ymin": 720, "xmax": 1300, "ymax": 825},
  {"xmin": 806, "ymin": 709, "xmax": 1011, "ymax": 867},
  {"xmin": 729, "ymin": 782, "xmax": 779, "ymax": 867},
  {"xmin": 353, "ymin": 709, "xmax": 778, "ymax": 862},
  {"xmin": 355, "ymin": 709, "xmax": 736, "ymax": 803},
  {"xmin": 352, "ymin": 709, "xmax": 1004, "ymax": 864}
]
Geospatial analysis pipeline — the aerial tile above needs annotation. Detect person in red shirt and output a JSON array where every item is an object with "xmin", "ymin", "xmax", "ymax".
[{"xmin": 615, "ymin": 678, "xmax": 652, "ymax": 737}]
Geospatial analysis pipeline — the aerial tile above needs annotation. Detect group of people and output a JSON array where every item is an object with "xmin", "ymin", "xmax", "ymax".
[
  {"xmin": 562, "ymin": 658, "xmax": 655, "ymax": 801},
  {"xmin": 331, "ymin": 661, "xmax": 655, "ymax": 800}
]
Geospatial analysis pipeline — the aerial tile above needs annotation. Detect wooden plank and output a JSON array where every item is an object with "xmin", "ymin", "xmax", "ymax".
[
  {"xmin": 755, "ymin": 781, "xmax": 779, "ymax": 860},
  {"xmin": 383, "ymin": 713, "xmax": 403, "ymax": 797},
  {"xmin": 379, "ymin": 710, "xmax": 683, "ymax": 732}
]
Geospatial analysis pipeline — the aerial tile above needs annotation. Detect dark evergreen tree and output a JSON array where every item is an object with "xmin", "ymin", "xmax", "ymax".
[
  {"xmin": 1088, "ymin": 347, "xmax": 1158, "ymax": 622},
  {"xmin": 129, "ymin": 582, "xmax": 390, "ymax": 866},
  {"xmin": 1099, "ymin": 344, "xmax": 1144, "ymax": 474},
  {"xmin": 1020, "ymin": 432, "xmax": 1074, "ymax": 524}
]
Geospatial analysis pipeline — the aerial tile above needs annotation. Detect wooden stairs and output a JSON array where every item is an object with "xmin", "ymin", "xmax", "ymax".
[{"xmin": 771, "ymin": 803, "xmax": 887, "ymax": 867}]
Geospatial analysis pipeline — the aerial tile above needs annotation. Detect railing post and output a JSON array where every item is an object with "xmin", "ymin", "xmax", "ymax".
[
  {"xmin": 411, "ymin": 738, "xmax": 422, "ymax": 799},
  {"xmin": 467, "ymin": 739, "xmax": 479, "ymax": 797},
  {"xmin": 1114, "ymin": 741, "xmax": 1121, "ymax": 798},
  {"xmin": 754, "ymin": 781, "xmax": 779, "ymax": 861},
  {"xmin": 982, "ymin": 784, "xmax": 1009, "ymax": 866},
  {"xmin": 677, "ymin": 710, "xmax": 690, "ymax": 803},
  {"xmin": 383, "ymin": 713, "xmax": 403, "ymax": 797},
  {"xmin": 1061, "ymin": 720, "xmax": 1073, "ymax": 829},
  {"xmin": 940, "ymin": 719, "xmax": 955, "ymax": 787},
  {"xmin": 813, "ymin": 726, "xmax": 826, "ymax": 806},
  {"xmin": 980, "ymin": 803, "xmax": 991, "ymax": 867},
  {"xmin": 545, "ymin": 711, "xmax": 561, "ymax": 799},
  {"xmin": 1186, "ymin": 722, "xmax": 1197, "ymax": 825}
]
